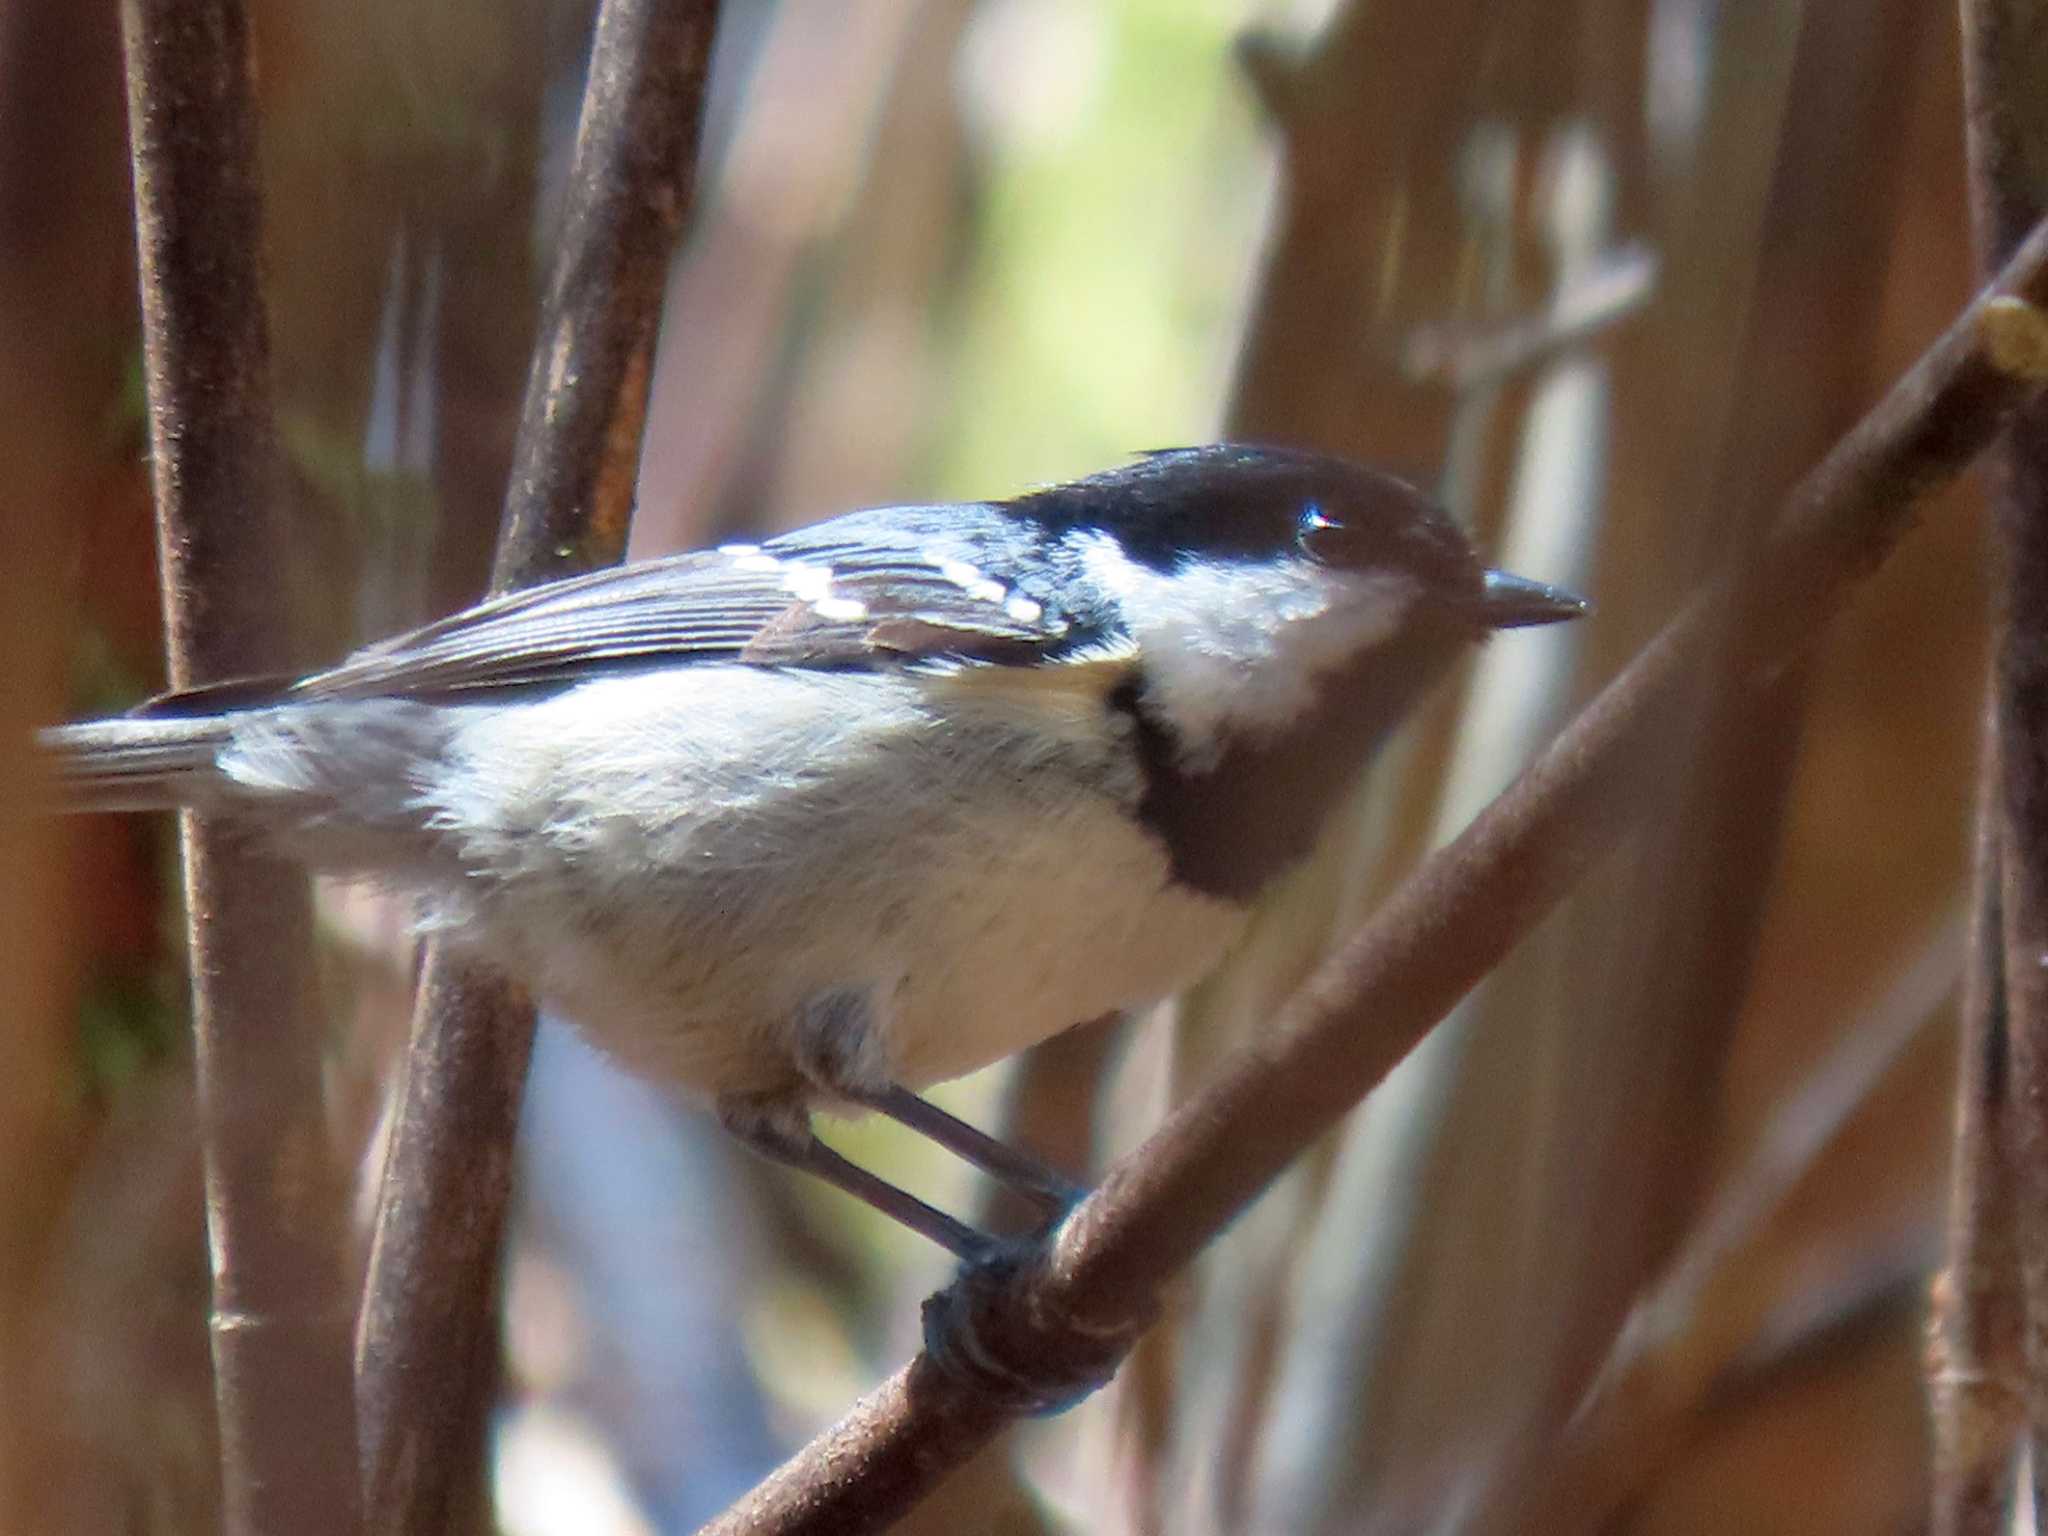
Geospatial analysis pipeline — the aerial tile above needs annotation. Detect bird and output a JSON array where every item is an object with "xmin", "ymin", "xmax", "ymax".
[{"xmin": 42, "ymin": 444, "xmax": 1585, "ymax": 1254}]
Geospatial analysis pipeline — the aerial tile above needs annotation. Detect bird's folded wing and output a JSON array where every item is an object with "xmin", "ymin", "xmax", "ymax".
[{"xmin": 263, "ymin": 505, "xmax": 1083, "ymax": 704}]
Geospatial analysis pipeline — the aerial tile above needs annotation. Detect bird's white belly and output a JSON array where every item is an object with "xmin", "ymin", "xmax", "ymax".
[
  {"xmin": 421, "ymin": 665, "xmax": 1247, "ymax": 1101},
  {"xmin": 864, "ymin": 789, "xmax": 1245, "ymax": 1088}
]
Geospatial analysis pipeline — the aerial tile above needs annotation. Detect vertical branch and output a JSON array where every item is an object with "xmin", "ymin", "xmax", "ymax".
[
  {"xmin": 1931, "ymin": 728, "xmax": 2024, "ymax": 1535},
  {"xmin": 1961, "ymin": 0, "xmax": 2048, "ymax": 1520},
  {"xmin": 353, "ymin": 3, "xmax": 722, "ymax": 1532},
  {"xmin": 117, "ymin": 4, "xmax": 361, "ymax": 1535},
  {"xmin": 491, "ymin": 0, "xmax": 719, "ymax": 590}
]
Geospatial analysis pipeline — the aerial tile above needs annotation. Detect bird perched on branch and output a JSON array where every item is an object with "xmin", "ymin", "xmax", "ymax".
[{"xmin": 43, "ymin": 445, "xmax": 1584, "ymax": 1254}]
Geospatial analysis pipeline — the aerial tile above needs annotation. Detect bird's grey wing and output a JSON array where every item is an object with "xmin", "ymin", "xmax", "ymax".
[{"xmin": 277, "ymin": 506, "xmax": 1081, "ymax": 702}]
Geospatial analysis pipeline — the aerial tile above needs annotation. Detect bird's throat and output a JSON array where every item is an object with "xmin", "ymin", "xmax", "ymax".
[{"xmin": 1118, "ymin": 625, "xmax": 1468, "ymax": 902}]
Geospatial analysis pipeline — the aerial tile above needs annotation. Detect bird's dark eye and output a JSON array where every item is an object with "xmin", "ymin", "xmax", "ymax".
[{"xmin": 1297, "ymin": 502, "xmax": 1340, "ymax": 557}]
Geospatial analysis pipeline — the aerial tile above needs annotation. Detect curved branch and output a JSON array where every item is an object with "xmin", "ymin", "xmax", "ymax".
[{"xmin": 704, "ymin": 214, "xmax": 2048, "ymax": 1536}]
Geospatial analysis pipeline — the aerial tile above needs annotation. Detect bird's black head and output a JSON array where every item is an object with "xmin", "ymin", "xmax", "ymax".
[
  {"xmin": 1012, "ymin": 443, "xmax": 1586, "ymax": 629},
  {"xmin": 1008, "ymin": 443, "xmax": 1481, "ymax": 597},
  {"xmin": 1017, "ymin": 445, "xmax": 1587, "ymax": 900}
]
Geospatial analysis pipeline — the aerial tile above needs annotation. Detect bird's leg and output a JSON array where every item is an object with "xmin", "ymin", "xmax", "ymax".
[
  {"xmin": 843, "ymin": 1084, "xmax": 1085, "ymax": 1218},
  {"xmin": 730, "ymin": 987, "xmax": 1090, "ymax": 1250},
  {"xmin": 716, "ymin": 1096, "xmax": 990, "ymax": 1259},
  {"xmin": 720, "ymin": 1092, "xmax": 1126, "ymax": 1413}
]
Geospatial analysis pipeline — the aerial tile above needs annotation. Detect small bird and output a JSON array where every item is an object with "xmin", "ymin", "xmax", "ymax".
[{"xmin": 44, "ymin": 445, "xmax": 1584, "ymax": 1253}]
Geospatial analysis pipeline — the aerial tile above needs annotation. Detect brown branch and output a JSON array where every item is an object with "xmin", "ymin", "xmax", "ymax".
[
  {"xmin": 1961, "ymin": 0, "xmax": 2048, "ymax": 1521},
  {"xmin": 117, "ymin": 4, "xmax": 361, "ymax": 1534},
  {"xmin": 490, "ymin": 0, "xmax": 719, "ymax": 590},
  {"xmin": 1931, "ymin": 729, "xmax": 2023, "ymax": 1536},
  {"xmin": 352, "ymin": 3, "xmax": 722, "ymax": 1532},
  {"xmin": 703, "ymin": 216, "xmax": 2048, "ymax": 1536},
  {"xmin": 1400, "ymin": 241, "xmax": 1659, "ymax": 390}
]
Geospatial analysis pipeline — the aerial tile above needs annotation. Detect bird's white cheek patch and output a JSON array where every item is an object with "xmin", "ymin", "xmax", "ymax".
[{"xmin": 1077, "ymin": 534, "xmax": 1419, "ymax": 770}]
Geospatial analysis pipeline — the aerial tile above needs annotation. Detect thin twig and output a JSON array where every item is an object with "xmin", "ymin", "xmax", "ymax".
[
  {"xmin": 1961, "ymin": 0, "xmax": 2048, "ymax": 1520},
  {"xmin": 353, "ymin": 3, "xmax": 721, "ymax": 1531},
  {"xmin": 117, "ymin": 4, "xmax": 361, "ymax": 1534},
  {"xmin": 1527, "ymin": 902, "xmax": 1964, "ymax": 1528},
  {"xmin": 703, "ymin": 215, "xmax": 2048, "ymax": 1536},
  {"xmin": 1400, "ymin": 241, "xmax": 1658, "ymax": 390},
  {"xmin": 1535, "ymin": 1258, "xmax": 1934, "ymax": 1533},
  {"xmin": 1932, "ymin": 725, "xmax": 2023, "ymax": 1536}
]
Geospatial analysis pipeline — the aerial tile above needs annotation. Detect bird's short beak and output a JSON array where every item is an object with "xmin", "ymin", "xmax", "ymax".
[{"xmin": 1479, "ymin": 569, "xmax": 1590, "ymax": 628}]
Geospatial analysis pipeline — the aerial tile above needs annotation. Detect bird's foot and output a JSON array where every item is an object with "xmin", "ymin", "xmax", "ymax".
[{"xmin": 918, "ymin": 1235, "xmax": 1152, "ymax": 1416}]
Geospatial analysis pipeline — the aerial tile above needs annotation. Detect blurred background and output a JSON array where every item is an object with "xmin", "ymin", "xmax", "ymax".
[{"xmin": 0, "ymin": 0, "xmax": 1989, "ymax": 1531}]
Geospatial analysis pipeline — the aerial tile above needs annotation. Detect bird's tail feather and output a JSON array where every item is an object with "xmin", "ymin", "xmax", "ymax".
[{"xmin": 37, "ymin": 715, "xmax": 233, "ymax": 813}]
